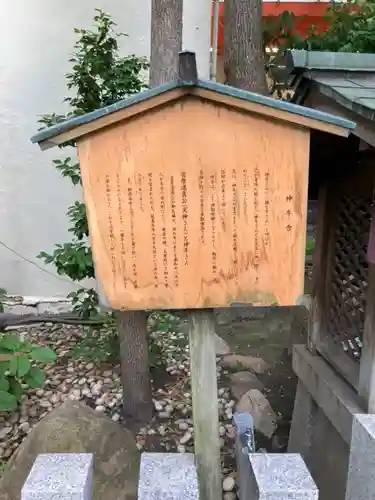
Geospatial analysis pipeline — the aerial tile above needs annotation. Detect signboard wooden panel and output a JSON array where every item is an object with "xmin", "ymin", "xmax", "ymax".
[{"xmin": 78, "ymin": 97, "xmax": 310, "ymax": 310}]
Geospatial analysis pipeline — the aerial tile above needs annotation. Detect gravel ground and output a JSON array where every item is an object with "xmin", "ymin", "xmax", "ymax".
[{"xmin": 0, "ymin": 321, "xmax": 239, "ymax": 496}]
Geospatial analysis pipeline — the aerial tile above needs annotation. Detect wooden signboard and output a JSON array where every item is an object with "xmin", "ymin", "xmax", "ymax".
[{"xmin": 78, "ymin": 97, "xmax": 310, "ymax": 311}]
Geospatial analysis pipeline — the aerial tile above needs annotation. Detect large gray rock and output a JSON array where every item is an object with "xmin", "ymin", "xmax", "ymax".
[
  {"xmin": 220, "ymin": 355, "xmax": 269, "ymax": 374},
  {"xmin": 0, "ymin": 401, "xmax": 140, "ymax": 500},
  {"xmin": 236, "ymin": 389, "xmax": 277, "ymax": 438},
  {"xmin": 229, "ymin": 371, "xmax": 264, "ymax": 400}
]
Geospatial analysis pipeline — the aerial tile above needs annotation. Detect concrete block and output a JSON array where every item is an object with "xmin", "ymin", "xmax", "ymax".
[
  {"xmin": 21, "ymin": 453, "xmax": 93, "ymax": 500},
  {"xmin": 138, "ymin": 452, "xmax": 198, "ymax": 500},
  {"xmin": 248, "ymin": 454, "xmax": 319, "ymax": 500},
  {"xmin": 346, "ymin": 414, "xmax": 375, "ymax": 500}
]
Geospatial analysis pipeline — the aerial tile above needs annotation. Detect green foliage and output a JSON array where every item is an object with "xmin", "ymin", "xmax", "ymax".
[
  {"xmin": 306, "ymin": 237, "xmax": 316, "ymax": 257},
  {"xmin": 0, "ymin": 333, "xmax": 56, "ymax": 411},
  {"xmin": 266, "ymin": 0, "xmax": 375, "ymax": 94},
  {"xmin": 71, "ymin": 321, "xmax": 119, "ymax": 364},
  {"xmin": 70, "ymin": 312, "xmax": 186, "ymax": 378},
  {"xmin": 298, "ymin": 0, "xmax": 375, "ymax": 53},
  {"xmin": 265, "ymin": 0, "xmax": 375, "ymax": 54},
  {"xmin": 37, "ymin": 9, "xmax": 148, "ymax": 316}
]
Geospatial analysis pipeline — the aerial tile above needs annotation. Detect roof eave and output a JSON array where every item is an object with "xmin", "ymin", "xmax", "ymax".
[{"xmin": 31, "ymin": 78, "xmax": 355, "ymax": 149}]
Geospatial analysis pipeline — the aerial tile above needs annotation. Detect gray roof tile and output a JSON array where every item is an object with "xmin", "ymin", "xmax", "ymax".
[{"xmin": 31, "ymin": 77, "xmax": 355, "ymax": 146}]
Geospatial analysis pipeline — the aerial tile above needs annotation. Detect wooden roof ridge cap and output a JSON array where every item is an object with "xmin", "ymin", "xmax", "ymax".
[
  {"xmin": 285, "ymin": 49, "xmax": 375, "ymax": 74},
  {"xmin": 30, "ymin": 76, "xmax": 355, "ymax": 147}
]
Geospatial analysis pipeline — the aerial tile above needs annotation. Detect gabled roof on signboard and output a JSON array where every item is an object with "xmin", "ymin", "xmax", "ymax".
[
  {"xmin": 285, "ymin": 49, "xmax": 375, "ymax": 122},
  {"xmin": 31, "ymin": 52, "xmax": 355, "ymax": 150}
]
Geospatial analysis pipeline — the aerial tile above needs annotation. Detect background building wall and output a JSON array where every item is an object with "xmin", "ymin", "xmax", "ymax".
[{"xmin": 0, "ymin": 0, "xmax": 152, "ymax": 297}]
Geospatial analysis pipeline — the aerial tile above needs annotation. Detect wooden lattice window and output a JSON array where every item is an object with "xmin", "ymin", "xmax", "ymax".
[{"xmin": 326, "ymin": 196, "xmax": 373, "ymax": 361}]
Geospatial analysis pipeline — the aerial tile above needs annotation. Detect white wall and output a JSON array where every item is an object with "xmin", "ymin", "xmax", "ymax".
[
  {"xmin": 0, "ymin": 0, "xmax": 213, "ymax": 298},
  {"xmin": 0, "ymin": 0, "xmax": 151, "ymax": 297}
]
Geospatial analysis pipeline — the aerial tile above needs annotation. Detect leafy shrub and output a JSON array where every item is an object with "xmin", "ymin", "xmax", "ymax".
[
  {"xmin": 0, "ymin": 334, "xmax": 56, "ymax": 411},
  {"xmin": 37, "ymin": 9, "xmax": 148, "ymax": 317}
]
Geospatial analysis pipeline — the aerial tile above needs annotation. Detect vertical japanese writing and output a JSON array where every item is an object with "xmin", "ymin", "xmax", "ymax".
[
  {"xmin": 254, "ymin": 167, "xmax": 260, "ymax": 283},
  {"xmin": 264, "ymin": 172, "xmax": 270, "ymax": 247},
  {"xmin": 148, "ymin": 173, "xmax": 158, "ymax": 286},
  {"xmin": 160, "ymin": 173, "xmax": 168, "ymax": 287},
  {"xmin": 210, "ymin": 174, "xmax": 217, "ymax": 276},
  {"xmin": 127, "ymin": 179, "xmax": 138, "ymax": 288},
  {"xmin": 116, "ymin": 173, "xmax": 127, "ymax": 289},
  {"xmin": 105, "ymin": 175, "xmax": 116, "ymax": 282},
  {"xmin": 181, "ymin": 172, "xmax": 189, "ymax": 266},
  {"xmin": 136, "ymin": 173, "xmax": 144, "ymax": 212},
  {"xmin": 171, "ymin": 176, "xmax": 179, "ymax": 287},
  {"xmin": 220, "ymin": 169, "xmax": 226, "ymax": 228},
  {"xmin": 243, "ymin": 169, "xmax": 249, "ymax": 220},
  {"xmin": 232, "ymin": 169, "xmax": 238, "ymax": 271},
  {"xmin": 199, "ymin": 169, "xmax": 205, "ymax": 244},
  {"xmin": 286, "ymin": 195, "xmax": 293, "ymax": 232}
]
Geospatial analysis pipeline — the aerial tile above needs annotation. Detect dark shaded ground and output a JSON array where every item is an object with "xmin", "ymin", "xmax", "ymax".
[{"xmin": 215, "ymin": 304, "xmax": 309, "ymax": 452}]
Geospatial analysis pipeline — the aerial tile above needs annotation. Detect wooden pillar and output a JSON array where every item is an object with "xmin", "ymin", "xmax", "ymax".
[
  {"xmin": 358, "ymin": 187, "xmax": 375, "ymax": 412},
  {"xmin": 188, "ymin": 310, "xmax": 221, "ymax": 500},
  {"xmin": 308, "ymin": 184, "xmax": 335, "ymax": 354},
  {"xmin": 358, "ymin": 265, "xmax": 375, "ymax": 412}
]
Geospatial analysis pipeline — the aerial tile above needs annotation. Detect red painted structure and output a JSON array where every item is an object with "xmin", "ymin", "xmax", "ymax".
[{"xmin": 214, "ymin": 1, "xmax": 333, "ymax": 55}]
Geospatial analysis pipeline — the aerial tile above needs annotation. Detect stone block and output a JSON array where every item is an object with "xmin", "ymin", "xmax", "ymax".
[
  {"xmin": 138, "ymin": 452, "xmax": 198, "ymax": 500},
  {"xmin": 346, "ymin": 414, "xmax": 375, "ymax": 500},
  {"xmin": 248, "ymin": 454, "xmax": 318, "ymax": 500},
  {"xmin": 21, "ymin": 453, "xmax": 93, "ymax": 500}
]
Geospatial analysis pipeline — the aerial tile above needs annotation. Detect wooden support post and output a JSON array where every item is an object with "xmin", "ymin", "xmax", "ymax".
[
  {"xmin": 308, "ymin": 185, "xmax": 331, "ymax": 354},
  {"xmin": 358, "ymin": 264, "xmax": 375, "ymax": 412},
  {"xmin": 188, "ymin": 309, "xmax": 221, "ymax": 500}
]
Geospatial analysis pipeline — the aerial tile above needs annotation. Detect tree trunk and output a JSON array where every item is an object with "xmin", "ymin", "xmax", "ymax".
[
  {"xmin": 224, "ymin": 0, "xmax": 268, "ymax": 94},
  {"xmin": 150, "ymin": 0, "xmax": 183, "ymax": 87},
  {"xmin": 116, "ymin": 310, "xmax": 152, "ymax": 431},
  {"xmin": 115, "ymin": 0, "xmax": 183, "ymax": 434}
]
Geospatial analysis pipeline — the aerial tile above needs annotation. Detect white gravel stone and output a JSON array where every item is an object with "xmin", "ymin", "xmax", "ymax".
[
  {"xmin": 177, "ymin": 444, "xmax": 186, "ymax": 453},
  {"xmin": 154, "ymin": 400, "xmax": 163, "ymax": 412},
  {"xmin": 223, "ymin": 492, "xmax": 237, "ymax": 500},
  {"xmin": 0, "ymin": 427, "xmax": 12, "ymax": 440},
  {"xmin": 179, "ymin": 431, "xmax": 192, "ymax": 445},
  {"xmin": 112, "ymin": 413, "xmax": 120, "ymax": 422},
  {"xmin": 19, "ymin": 421, "xmax": 30, "ymax": 433},
  {"xmin": 219, "ymin": 425, "xmax": 226, "ymax": 437},
  {"xmin": 95, "ymin": 405, "xmax": 105, "ymax": 412},
  {"xmin": 178, "ymin": 422, "xmax": 189, "ymax": 431},
  {"xmin": 39, "ymin": 400, "xmax": 51, "ymax": 409},
  {"xmin": 158, "ymin": 411, "xmax": 171, "ymax": 419},
  {"xmin": 50, "ymin": 394, "xmax": 60, "ymax": 405},
  {"xmin": 222, "ymin": 476, "xmax": 235, "ymax": 492}
]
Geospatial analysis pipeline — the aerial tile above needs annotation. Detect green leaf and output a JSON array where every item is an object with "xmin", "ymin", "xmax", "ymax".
[
  {"xmin": 0, "ymin": 390, "xmax": 17, "ymax": 411},
  {"xmin": 30, "ymin": 347, "xmax": 56, "ymax": 363},
  {"xmin": 0, "ymin": 377, "xmax": 9, "ymax": 391},
  {"xmin": 8, "ymin": 377, "xmax": 23, "ymax": 402},
  {"xmin": 0, "ymin": 334, "xmax": 20, "ymax": 351},
  {"xmin": 9, "ymin": 356, "xmax": 18, "ymax": 376},
  {"xmin": 24, "ymin": 367, "xmax": 45, "ymax": 388},
  {"xmin": 0, "ymin": 359, "xmax": 9, "ymax": 374},
  {"xmin": 17, "ymin": 356, "xmax": 31, "ymax": 377}
]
